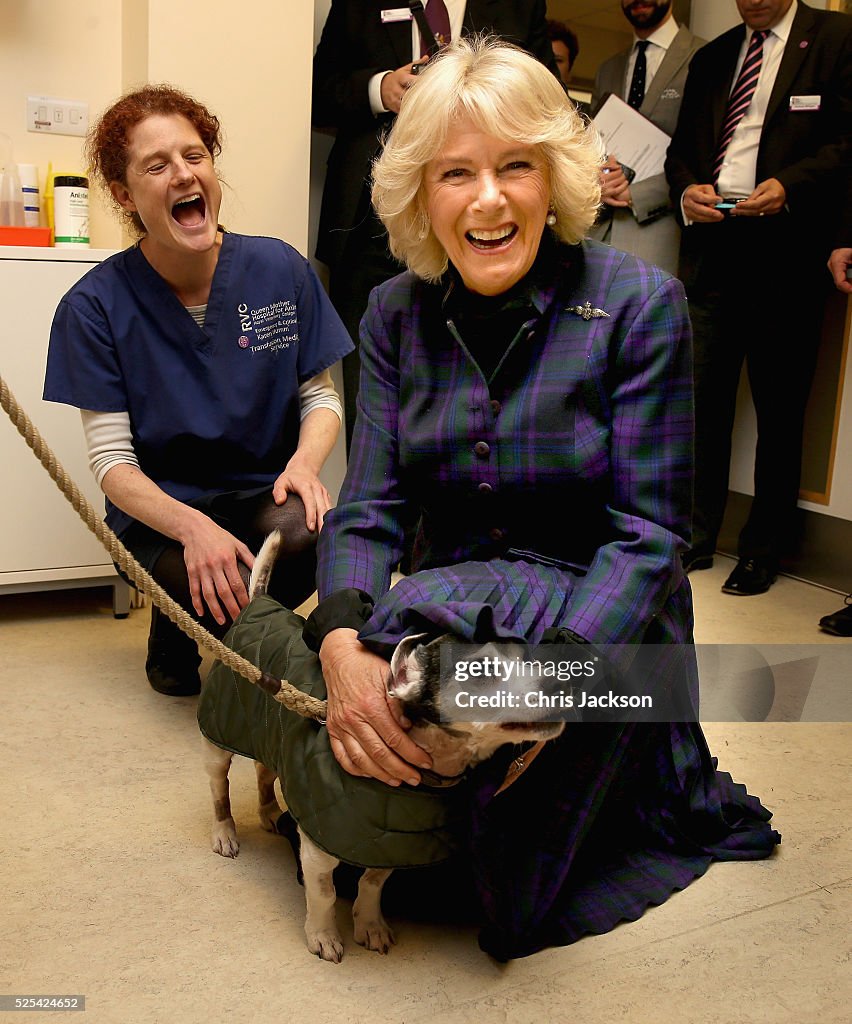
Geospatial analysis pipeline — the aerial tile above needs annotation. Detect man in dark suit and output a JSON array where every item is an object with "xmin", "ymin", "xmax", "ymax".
[
  {"xmin": 312, "ymin": 1, "xmax": 557, "ymax": 448},
  {"xmin": 665, "ymin": 0, "xmax": 852, "ymax": 595}
]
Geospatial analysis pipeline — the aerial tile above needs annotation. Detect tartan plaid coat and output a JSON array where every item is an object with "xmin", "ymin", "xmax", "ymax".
[
  {"xmin": 314, "ymin": 240, "xmax": 779, "ymax": 959},
  {"xmin": 317, "ymin": 239, "xmax": 694, "ymax": 649}
]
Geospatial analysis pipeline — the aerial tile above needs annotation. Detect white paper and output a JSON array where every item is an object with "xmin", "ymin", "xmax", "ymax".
[{"xmin": 591, "ymin": 94, "xmax": 672, "ymax": 182}]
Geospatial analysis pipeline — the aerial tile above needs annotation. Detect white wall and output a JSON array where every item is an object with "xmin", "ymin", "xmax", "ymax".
[
  {"xmin": 143, "ymin": 0, "xmax": 315, "ymax": 253},
  {"xmin": 0, "ymin": 0, "xmax": 316, "ymax": 254},
  {"xmin": 0, "ymin": 1, "xmax": 124, "ymax": 248}
]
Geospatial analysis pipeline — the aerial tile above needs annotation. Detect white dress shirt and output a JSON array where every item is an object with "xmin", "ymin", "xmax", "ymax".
[
  {"xmin": 623, "ymin": 15, "xmax": 681, "ymax": 99},
  {"xmin": 716, "ymin": 0, "xmax": 798, "ymax": 198}
]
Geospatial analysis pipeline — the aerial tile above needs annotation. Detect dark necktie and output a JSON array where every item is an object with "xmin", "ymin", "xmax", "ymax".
[
  {"xmin": 627, "ymin": 40, "xmax": 649, "ymax": 110},
  {"xmin": 424, "ymin": 0, "xmax": 451, "ymax": 50},
  {"xmin": 713, "ymin": 30, "xmax": 769, "ymax": 183}
]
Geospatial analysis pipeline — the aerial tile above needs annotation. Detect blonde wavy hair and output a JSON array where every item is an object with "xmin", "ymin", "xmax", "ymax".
[{"xmin": 371, "ymin": 36, "xmax": 604, "ymax": 282}]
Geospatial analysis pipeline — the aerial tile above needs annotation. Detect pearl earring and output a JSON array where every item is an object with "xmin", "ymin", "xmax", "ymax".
[{"xmin": 546, "ymin": 209, "xmax": 557, "ymax": 227}]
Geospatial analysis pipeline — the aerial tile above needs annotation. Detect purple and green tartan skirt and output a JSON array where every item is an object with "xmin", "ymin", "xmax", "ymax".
[{"xmin": 358, "ymin": 559, "xmax": 781, "ymax": 960}]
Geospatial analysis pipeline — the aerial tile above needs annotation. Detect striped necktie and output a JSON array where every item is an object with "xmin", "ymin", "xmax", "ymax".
[
  {"xmin": 713, "ymin": 30, "xmax": 769, "ymax": 183},
  {"xmin": 627, "ymin": 40, "xmax": 649, "ymax": 109}
]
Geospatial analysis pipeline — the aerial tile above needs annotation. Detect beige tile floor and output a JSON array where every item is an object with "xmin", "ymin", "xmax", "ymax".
[{"xmin": 1, "ymin": 556, "xmax": 850, "ymax": 1024}]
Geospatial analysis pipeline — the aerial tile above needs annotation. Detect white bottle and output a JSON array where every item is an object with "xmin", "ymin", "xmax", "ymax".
[
  {"xmin": 0, "ymin": 133, "xmax": 25, "ymax": 226},
  {"xmin": 18, "ymin": 164, "xmax": 40, "ymax": 227},
  {"xmin": 54, "ymin": 174, "xmax": 89, "ymax": 248}
]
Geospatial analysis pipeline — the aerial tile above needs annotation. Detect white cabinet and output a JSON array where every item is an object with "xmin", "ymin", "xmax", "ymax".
[{"xmin": 0, "ymin": 247, "xmax": 130, "ymax": 615}]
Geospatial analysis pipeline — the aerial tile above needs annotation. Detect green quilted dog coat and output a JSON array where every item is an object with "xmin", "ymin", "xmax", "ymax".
[{"xmin": 197, "ymin": 594, "xmax": 466, "ymax": 868}]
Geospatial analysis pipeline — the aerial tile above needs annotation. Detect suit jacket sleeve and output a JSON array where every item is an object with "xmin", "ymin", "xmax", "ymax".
[
  {"xmin": 316, "ymin": 287, "xmax": 409, "ymax": 602},
  {"xmin": 312, "ymin": 0, "xmax": 389, "ymax": 126},
  {"xmin": 773, "ymin": 24, "xmax": 852, "ymax": 209},
  {"xmin": 518, "ymin": 0, "xmax": 560, "ymax": 77}
]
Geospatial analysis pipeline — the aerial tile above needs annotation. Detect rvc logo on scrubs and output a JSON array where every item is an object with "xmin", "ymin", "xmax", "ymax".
[
  {"xmin": 235, "ymin": 298, "xmax": 300, "ymax": 354},
  {"xmin": 237, "ymin": 303, "xmax": 254, "ymax": 335}
]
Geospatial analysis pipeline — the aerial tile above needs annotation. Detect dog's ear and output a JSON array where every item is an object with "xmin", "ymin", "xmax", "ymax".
[{"xmin": 388, "ymin": 632, "xmax": 430, "ymax": 703}]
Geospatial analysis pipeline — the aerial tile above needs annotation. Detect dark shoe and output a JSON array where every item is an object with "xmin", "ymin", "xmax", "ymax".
[
  {"xmin": 819, "ymin": 601, "xmax": 852, "ymax": 637},
  {"xmin": 145, "ymin": 605, "xmax": 202, "ymax": 696},
  {"xmin": 145, "ymin": 647, "xmax": 202, "ymax": 696},
  {"xmin": 721, "ymin": 557, "xmax": 777, "ymax": 596},
  {"xmin": 683, "ymin": 548, "xmax": 714, "ymax": 573}
]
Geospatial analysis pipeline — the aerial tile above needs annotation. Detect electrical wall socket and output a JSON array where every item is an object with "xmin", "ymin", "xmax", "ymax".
[{"xmin": 27, "ymin": 96, "xmax": 89, "ymax": 138}]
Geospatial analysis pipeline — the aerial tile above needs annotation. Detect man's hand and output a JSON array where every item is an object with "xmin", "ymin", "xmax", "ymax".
[
  {"xmin": 828, "ymin": 247, "xmax": 852, "ymax": 294},
  {"xmin": 731, "ymin": 178, "xmax": 786, "ymax": 217},
  {"xmin": 320, "ymin": 629, "xmax": 432, "ymax": 786},
  {"xmin": 599, "ymin": 154, "xmax": 632, "ymax": 208},
  {"xmin": 379, "ymin": 61, "xmax": 424, "ymax": 114},
  {"xmin": 682, "ymin": 183, "xmax": 725, "ymax": 223}
]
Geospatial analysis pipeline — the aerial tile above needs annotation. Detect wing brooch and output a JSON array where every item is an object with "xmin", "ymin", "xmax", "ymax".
[{"xmin": 566, "ymin": 301, "xmax": 610, "ymax": 321}]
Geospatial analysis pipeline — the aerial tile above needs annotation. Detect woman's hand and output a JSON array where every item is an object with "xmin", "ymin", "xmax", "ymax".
[
  {"xmin": 274, "ymin": 407, "xmax": 340, "ymax": 531},
  {"xmin": 100, "ymin": 463, "xmax": 254, "ymax": 626},
  {"xmin": 273, "ymin": 466, "xmax": 332, "ymax": 533},
  {"xmin": 320, "ymin": 629, "xmax": 432, "ymax": 786},
  {"xmin": 180, "ymin": 510, "xmax": 255, "ymax": 625}
]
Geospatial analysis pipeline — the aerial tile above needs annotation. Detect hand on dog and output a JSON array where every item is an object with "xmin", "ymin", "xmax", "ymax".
[
  {"xmin": 182, "ymin": 511, "xmax": 254, "ymax": 626},
  {"xmin": 320, "ymin": 629, "xmax": 432, "ymax": 787},
  {"xmin": 272, "ymin": 467, "xmax": 333, "ymax": 533}
]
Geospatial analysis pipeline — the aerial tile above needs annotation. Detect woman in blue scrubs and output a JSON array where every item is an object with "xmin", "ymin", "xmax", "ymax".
[{"xmin": 44, "ymin": 86, "xmax": 353, "ymax": 696}]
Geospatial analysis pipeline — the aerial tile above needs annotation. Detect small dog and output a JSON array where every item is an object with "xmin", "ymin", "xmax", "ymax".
[{"xmin": 202, "ymin": 532, "xmax": 564, "ymax": 962}]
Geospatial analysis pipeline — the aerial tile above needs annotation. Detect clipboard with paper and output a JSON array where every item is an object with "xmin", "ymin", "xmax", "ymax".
[{"xmin": 591, "ymin": 94, "xmax": 671, "ymax": 183}]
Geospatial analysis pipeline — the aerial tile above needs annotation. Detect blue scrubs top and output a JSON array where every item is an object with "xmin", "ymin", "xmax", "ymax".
[{"xmin": 43, "ymin": 232, "xmax": 353, "ymax": 536}]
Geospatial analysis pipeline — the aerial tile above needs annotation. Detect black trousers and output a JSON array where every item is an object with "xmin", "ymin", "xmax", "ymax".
[
  {"xmin": 683, "ymin": 216, "xmax": 826, "ymax": 562},
  {"xmin": 326, "ymin": 207, "xmax": 404, "ymax": 452},
  {"xmin": 120, "ymin": 488, "xmax": 318, "ymax": 648}
]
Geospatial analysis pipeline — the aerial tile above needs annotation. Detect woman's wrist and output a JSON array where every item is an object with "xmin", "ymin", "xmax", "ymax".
[{"xmin": 319, "ymin": 627, "xmax": 361, "ymax": 663}]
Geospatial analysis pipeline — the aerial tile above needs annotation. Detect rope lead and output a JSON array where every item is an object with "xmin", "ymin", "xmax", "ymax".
[{"xmin": 0, "ymin": 374, "xmax": 328, "ymax": 722}]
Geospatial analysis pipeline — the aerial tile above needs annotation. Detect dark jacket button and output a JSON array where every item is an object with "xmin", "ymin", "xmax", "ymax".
[
  {"xmin": 474, "ymin": 441, "xmax": 490, "ymax": 458},
  {"xmin": 490, "ymin": 399, "xmax": 501, "ymax": 416},
  {"xmin": 478, "ymin": 482, "xmax": 493, "ymax": 493},
  {"xmin": 489, "ymin": 527, "xmax": 504, "ymax": 541}
]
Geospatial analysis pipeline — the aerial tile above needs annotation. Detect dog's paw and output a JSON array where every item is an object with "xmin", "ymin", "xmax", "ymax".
[
  {"xmin": 210, "ymin": 820, "xmax": 240, "ymax": 858},
  {"xmin": 306, "ymin": 928, "xmax": 345, "ymax": 963},
  {"xmin": 353, "ymin": 916, "xmax": 396, "ymax": 955}
]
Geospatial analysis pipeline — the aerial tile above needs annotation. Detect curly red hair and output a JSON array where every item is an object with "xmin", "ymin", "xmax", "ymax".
[{"xmin": 85, "ymin": 84, "xmax": 222, "ymax": 233}]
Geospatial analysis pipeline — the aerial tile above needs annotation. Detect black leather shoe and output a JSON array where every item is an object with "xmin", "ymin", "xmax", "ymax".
[
  {"xmin": 818, "ymin": 602, "xmax": 852, "ymax": 637},
  {"xmin": 683, "ymin": 548, "xmax": 714, "ymax": 573},
  {"xmin": 721, "ymin": 558, "xmax": 777, "ymax": 596}
]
